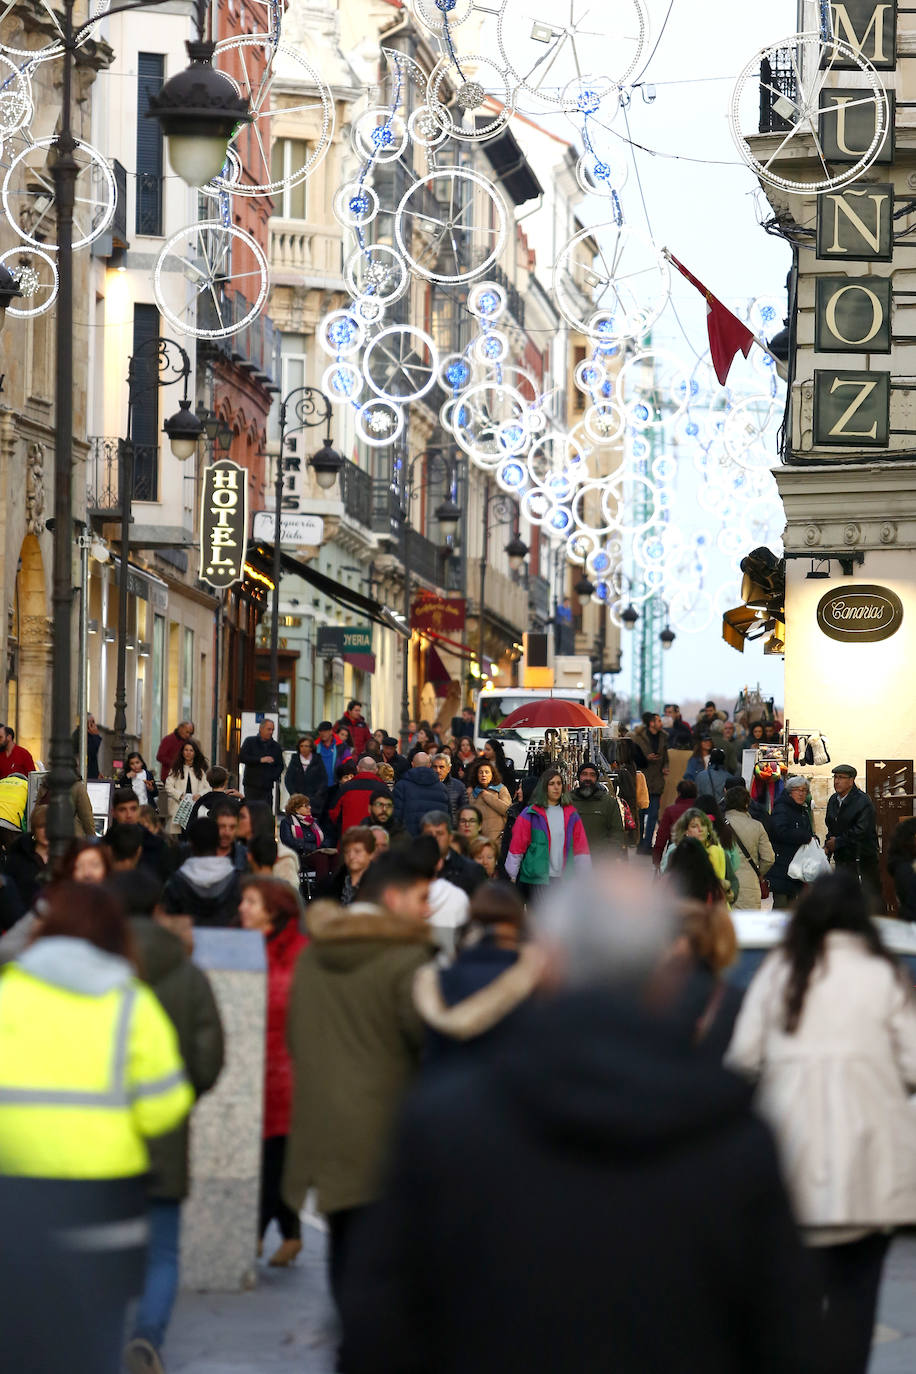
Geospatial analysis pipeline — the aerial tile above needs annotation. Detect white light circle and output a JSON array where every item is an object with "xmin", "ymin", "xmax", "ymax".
[
  {"xmin": 322, "ymin": 362, "xmax": 364, "ymax": 405},
  {"xmin": 363, "ymin": 325, "xmax": 439, "ymax": 402},
  {"xmin": 355, "ymin": 399, "xmax": 405, "ymax": 447},
  {"xmin": 0, "ymin": 246, "xmax": 58, "ymax": 317},
  {"xmin": 318, "ymin": 310, "xmax": 366, "ymax": 358}
]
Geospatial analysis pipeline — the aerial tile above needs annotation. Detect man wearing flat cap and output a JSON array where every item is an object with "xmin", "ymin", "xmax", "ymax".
[{"xmin": 825, "ymin": 764, "xmax": 882, "ymax": 908}]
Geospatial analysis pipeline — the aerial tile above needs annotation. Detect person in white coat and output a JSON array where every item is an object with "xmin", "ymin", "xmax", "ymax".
[
  {"xmin": 727, "ymin": 871, "xmax": 916, "ymax": 1374},
  {"xmin": 165, "ymin": 739, "xmax": 211, "ymax": 834}
]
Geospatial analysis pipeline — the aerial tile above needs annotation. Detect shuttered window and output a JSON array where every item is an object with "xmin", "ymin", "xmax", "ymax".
[
  {"xmin": 131, "ymin": 303, "xmax": 160, "ymax": 501},
  {"xmin": 136, "ymin": 53, "xmax": 164, "ymax": 235}
]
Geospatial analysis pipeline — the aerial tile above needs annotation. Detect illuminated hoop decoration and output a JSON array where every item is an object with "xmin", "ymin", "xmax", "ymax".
[
  {"xmin": 0, "ymin": 54, "xmax": 32, "ymax": 134},
  {"xmin": 553, "ymin": 222, "xmax": 670, "ymax": 341},
  {"xmin": 395, "ymin": 168, "xmax": 508, "ymax": 284},
  {"xmin": 426, "ymin": 55, "xmax": 515, "ymax": 142},
  {"xmin": 2, "ymin": 135, "xmax": 116, "ymax": 250},
  {"xmin": 729, "ymin": 32, "xmax": 888, "ymax": 194},
  {"xmin": 321, "ymin": 362, "xmax": 364, "ymax": 406},
  {"xmin": 496, "ymin": 0, "xmax": 649, "ymax": 110},
  {"xmin": 355, "ymin": 399, "xmax": 405, "ymax": 447},
  {"xmin": 153, "ymin": 222, "xmax": 269, "ymax": 340},
  {"xmin": 0, "ymin": 246, "xmax": 58, "ymax": 316},
  {"xmin": 211, "ymin": 36, "xmax": 334, "ymax": 196},
  {"xmin": 362, "ymin": 325, "xmax": 440, "ymax": 403}
]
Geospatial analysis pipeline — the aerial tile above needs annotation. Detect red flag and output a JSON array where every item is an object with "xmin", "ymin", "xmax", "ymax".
[{"xmin": 666, "ymin": 252, "xmax": 756, "ymax": 385}]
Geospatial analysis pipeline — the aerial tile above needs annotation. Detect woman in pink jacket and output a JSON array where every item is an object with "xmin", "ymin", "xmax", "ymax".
[{"xmin": 504, "ymin": 769, "xmax": 590, "ymax": 900}]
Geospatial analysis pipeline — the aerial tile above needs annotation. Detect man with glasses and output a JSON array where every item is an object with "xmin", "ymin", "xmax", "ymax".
[
  {"xmin": 362, "ymin": 792, "xmax": 408, "ymax": 846},
  {"xmin": 431, "ymin": 753, "xmax": 468, "ymax": 828}
]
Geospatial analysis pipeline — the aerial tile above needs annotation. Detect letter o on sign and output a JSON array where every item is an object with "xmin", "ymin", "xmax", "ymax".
[{"xmin": 816, "ymin": 583, "xmax": 903, "ymax": 643}]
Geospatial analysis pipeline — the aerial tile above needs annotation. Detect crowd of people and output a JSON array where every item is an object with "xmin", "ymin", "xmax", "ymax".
[{"xmin": 1, "ymin": 697, "xmax": 915, "ymax": 1374}]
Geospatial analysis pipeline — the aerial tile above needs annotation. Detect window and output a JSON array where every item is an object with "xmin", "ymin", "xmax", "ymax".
[
  {"xmin": 136, "ymin": 53, "xmax": 164, "ymax": 235},
  {"xmin": 150, "ymin": 613, "xmax": 165, "ymax": 752},
  {"xmin": 131, "ymin": 303, "xmax": 160, "ymax": 500},
  {"xmin": 270, "ymin": 139, "xmax": 309, "ymax": 219},
  {"xmin": 181, "ymin": 628, "xmax": 193, "ymax": 722}
]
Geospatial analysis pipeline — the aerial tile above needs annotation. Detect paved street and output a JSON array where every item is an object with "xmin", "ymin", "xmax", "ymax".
[{"xmin": 165, "ymin": 1223, "xmax": 916, "ymax": 1372}]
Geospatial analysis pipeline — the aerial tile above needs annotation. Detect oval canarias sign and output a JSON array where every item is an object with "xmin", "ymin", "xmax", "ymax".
[{"xmin": 816, "ymin": 584, "xmax": 904, "ymax": 643}]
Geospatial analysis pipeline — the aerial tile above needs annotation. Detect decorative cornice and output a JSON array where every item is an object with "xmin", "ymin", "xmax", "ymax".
[{"xmin": 777, "ymin": 462, "xmax": 916, "ymax": 551}]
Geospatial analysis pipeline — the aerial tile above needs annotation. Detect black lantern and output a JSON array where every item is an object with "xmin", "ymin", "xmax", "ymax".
[
  {"xmin": 505, "ymin": 533, "xmax": 529, "ymax": 571},
  {"xmin": 309, "ymin": 437, "xmax": 344, "ymax": 490},
  {"xmin": 147, "ymin": 40, "xmax": 252, "ymax": 187},
  {"xmin": 574, "ymin": 574, "xmax": 595, "ymax": 606},
  {"xmin": 621, "ymin": 603, "xmax": 639, "ymax": 631},
  {"xmin": 434, "ymin": 495, "xmax": 461, "ymax": 537},
  {"xmin": 163, "ymin": 397, "xmax": 204, "ymax": 460}
]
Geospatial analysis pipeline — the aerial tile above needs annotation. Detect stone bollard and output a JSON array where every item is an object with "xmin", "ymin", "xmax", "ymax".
[{"xmin": 180, "ymin": 928, "xmax": 266, "ymax": 1292}]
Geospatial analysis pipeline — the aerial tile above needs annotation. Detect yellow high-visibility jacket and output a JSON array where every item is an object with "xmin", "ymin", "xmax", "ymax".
[{"xmin": 0, "ymin": 937, "xmax": 193, "ymax": 1179}]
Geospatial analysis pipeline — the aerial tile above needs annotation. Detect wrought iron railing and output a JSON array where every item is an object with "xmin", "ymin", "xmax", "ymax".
[
  {"xmin": 340, "ymin": 457, "xmax": 373, "ymax": 528},
  {"xmin": 87, "ymin": 437, "xmax": 159, "ymax": 511},
  {"xmin": 369, "ymin": 480, "xmax": 445, "ymax": 585},
  {"xmin": 759, "ymin": 51, "xmax": 799, "ymax": 134},
  {"xmin": 136, "ymin": 171, "xmax": 162, "ymax": 237},
  {"xmin": 528, "ymin": 573, "xmax": 550, "ymax": 623}
]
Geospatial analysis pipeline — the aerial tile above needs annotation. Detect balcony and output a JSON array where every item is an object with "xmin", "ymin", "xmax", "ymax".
[
  {"xmin": 489, "ymin": 262, "xmax": 525, "ymax": 329},
  {"xmin": 370, "ymin": 480, "xmax": 445, "ymax": 586},
  {"xmin": 269, "ymin": 219, "xmax": 343, "ymax": 282},
  {"xmin": 87, "ymin": 437, "xmax": 158, "ymax": 513},
  {"xmin": 528, "ymin": 573, "xmax": 550, "ymax": 625},
  {"xmin": 758, "ymin": 51, "xmax": 798, "ymax": 134},
  {"xmin": 339, "ymin": 457, "xmax": 373, "ymax": 528},
  {"xmin": 199, "ymin": 291, "xmax": 280, "ymax": 389}
]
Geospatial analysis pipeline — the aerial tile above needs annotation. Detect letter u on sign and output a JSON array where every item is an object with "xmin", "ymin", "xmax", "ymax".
[{"xmin": 816, "ymin": 583, "xmax": 903, "ymax": 642}]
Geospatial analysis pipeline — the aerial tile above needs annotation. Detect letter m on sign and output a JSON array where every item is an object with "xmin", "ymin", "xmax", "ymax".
[{"xmin": 828, "ymin": 2, "xmax": 897, "ymax": 68}]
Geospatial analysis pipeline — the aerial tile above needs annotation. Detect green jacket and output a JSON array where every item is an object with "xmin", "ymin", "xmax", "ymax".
[
  {"xmin": 130, "ymin": 917, "xmax": 225, "ymax": 1200},
  {"xmin": 283, "ymin": 901, "xmax": 432, "ymax": 1215},
  {"xmin": 569, "ymin": 786, "xmax": 626, "ymax": 854}
]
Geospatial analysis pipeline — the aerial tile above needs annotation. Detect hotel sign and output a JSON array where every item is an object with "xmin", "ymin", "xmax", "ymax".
[
  {"xmin": 199, "ymin": 459, "xmax": 248, "ymax": 589},
  {"xmin": 816, "ymin": 583, "xmax": 903, "ymax": 642}
]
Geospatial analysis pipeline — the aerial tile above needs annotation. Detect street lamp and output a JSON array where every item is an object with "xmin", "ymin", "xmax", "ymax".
[
  {"xmin": 112, "ymin": 338, "xmax": 200, "ymax": 770},
  {"xmin": 45, "ymin": 0, "xmax": 250, "ymax": 856},
  {"xmin": 477, "ymin": 480, "xmax": 526, "ymax": 688},
  {"xmin": 0, "ymin": 263, "xmax": 22, "ymax": 333},
  {"xmin": 397, "ymin": 448, "xmax": 461, "ymax": 749},
  {"xmin": 575, "ymin": 574, "xmax": 595, "ymax": 607},
  {"xmin": 660, "ymin": 624, "xmax": 676, "ymax": 650},
  {"xmin": 621, "ymin": 603, "xmax": 640, "ymax": 631},
  {"xmin": 270, "ymin": 386, "xmax": 339, "ymax": 717},
  {"xmin": 148, "ymin": 38, "xmax": 252, "ymax": 188}
]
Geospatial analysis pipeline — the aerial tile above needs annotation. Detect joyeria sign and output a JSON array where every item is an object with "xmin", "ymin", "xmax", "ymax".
[
  {"xmin": 199, "ymin": 459, "xmax": 248, "ymax": 589},
  {"xmin": 816, "ymin": 583, "xmax": 903, "ymax": 643}
]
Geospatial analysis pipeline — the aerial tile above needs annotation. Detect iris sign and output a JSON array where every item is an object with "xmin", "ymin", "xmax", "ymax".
[
  {"xmin": 199, "ymin": 459, "xmax": 248, "ymax": 589},
  {"xmin": 816, "ymin": 583, "xmax": 903, "ymax": 642}
]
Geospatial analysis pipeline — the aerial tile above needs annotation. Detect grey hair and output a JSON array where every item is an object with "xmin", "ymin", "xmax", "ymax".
[
  {"xmin": 534, "ymin": 863, "xmax": 676, "ymax": 990},
  {"xmin": 420, "ymin": 809, "xmax": 452, "ymax": 832},
  {"xmin": 785, "ymin": 775, "xmax": 808, "ymax": 793},
  {"xmin": 358, "ymin": 755, "xmax": 378, "ymax": 772}
]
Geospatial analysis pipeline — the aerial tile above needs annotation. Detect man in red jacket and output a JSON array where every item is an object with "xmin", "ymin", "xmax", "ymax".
[
  {"xmin": 156, "ymin": 720, "xmax": 194, "ymax": 782},
  {"xmin": 329, "ymin": 756, "xmax": 390, "ymax": 834},
  {"xmin": 334, "ymin": 701, "xmax": 371, "ymax": 757},
  {"xmin": 0, "ymin": 726, "xmax": 35, "ymax": 779}
]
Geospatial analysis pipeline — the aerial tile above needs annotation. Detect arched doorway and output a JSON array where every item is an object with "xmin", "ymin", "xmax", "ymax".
[{"xmin": 11, "ymin": 533, "xmax": 50, "ymax": 763}]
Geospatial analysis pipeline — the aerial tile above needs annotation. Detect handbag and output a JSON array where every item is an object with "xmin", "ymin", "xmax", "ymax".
[
  {"xmin": 787, "ymin": 837, "xmax": 831, "ymax": 883},
  {"xmin": 618, "ymin": 797, "xmax": 637, "ymax": 832},
  {"xmin": 174, "ymin": 793, "xmax": 195, "ymax": 831},
  {"xmin": 731, "ymin": 827, "xmax": 769, "ymax": 900}
]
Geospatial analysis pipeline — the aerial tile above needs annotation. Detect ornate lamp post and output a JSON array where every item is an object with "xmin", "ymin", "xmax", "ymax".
[
  {"xmin": 396, "ymin": 450, "xmax": 461, "ymax": 750},
  {"xmin": 477, "ymin": 478, "xmax": 528, "ymax": 684},
  {"xmin": 112, "ymin": 339, "xmax": 202, "ymax": 770},
  {"xmin": 269, "ymin": 387, "xmax": 341, "ymax": 718},
  {"xmin": 46, "ymin": 0, "xmax": 250, "ymax": 856}
]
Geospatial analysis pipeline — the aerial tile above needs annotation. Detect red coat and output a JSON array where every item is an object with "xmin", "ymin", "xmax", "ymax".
[
  {"xmin": 264, "ymin": 920, "xmax": 308, "ymax": 1138},
  {"xmin": 0, "ymin": 744, "xmax": 35, "ymax": 779},
  {"xmin": 156, "ymin": 729, "xmax": 185, "ymax": 782},
  {"xmin": 336, "ymin": 711, "xmax": 372, "ymax": 757}
]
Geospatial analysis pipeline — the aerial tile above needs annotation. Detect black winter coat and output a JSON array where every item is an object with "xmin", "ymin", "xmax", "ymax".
[
  {"xmin": 131, "ymin": 918, "xmax": 224, "ymax": 1199},
  {"xmin": 4, "ymin": 834, "xmax": 48, "ymax": 910},
  {"xmin": 824, "ymin": 785, "xmax": 879, "ymax": 864},
  {"xmin": 161, "ymin": 859, "xmax": 241, "ymax": 926},
  {"xmin": 393, "ymin": 768, "xmax": 450, "ymax": 837},
  {"xmin": 341, "ymin": 991, "xmax": 815, "ymax": 1374},
  {"xmin": 767, "ymin": 792, "xmax": 814, "ymax": 897},
  {"xmin": 239, "ymin": 734, "xmax": 284, "ymax": 798},
  {"xmin": 284, "ymin": 752, "xmax": 329, "ymax": 819}
]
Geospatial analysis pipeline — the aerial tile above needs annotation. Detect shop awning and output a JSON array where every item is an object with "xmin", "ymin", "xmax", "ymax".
[
  {"xmin": 722, "ymin": 606, "xmax": 785, "ymax": 655},
  {"xmin": 247, "ymin": 541, "xmax": 409, "ymax": 638},
  {"xmin": 425, "ymin": 643, "xmax": 452, "ymax": 690}
]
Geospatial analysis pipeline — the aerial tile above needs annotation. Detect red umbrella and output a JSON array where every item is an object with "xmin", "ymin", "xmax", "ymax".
[{"xmin": 497, "ymin": 699, "xmax": 605, "ymax": 730}]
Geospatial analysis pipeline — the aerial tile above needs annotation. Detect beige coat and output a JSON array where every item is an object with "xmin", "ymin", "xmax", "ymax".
[
  {"xmin": 724, "ymin": 810, "xmax": 774, "ymax": 910},
  {"xmin": 469, "ymin": 783, "xmax": 511, "ymax": 842},
  {"xmin": 164, "ymin": 767, "xmax": 211, "ymax": 832},
  {"xmin": 727, "ymin": 932, "xmax": 916, "ymax": 1230}
]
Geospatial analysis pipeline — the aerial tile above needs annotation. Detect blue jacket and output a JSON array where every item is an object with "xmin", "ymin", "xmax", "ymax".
[{"xmin": 393, "ymin": 767, "xmax": 450, "ymax": 837}]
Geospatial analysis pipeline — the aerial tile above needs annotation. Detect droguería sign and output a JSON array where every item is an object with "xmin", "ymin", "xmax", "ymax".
[
  {"xmin": 252, "ymin": 511, "xmax": 324, "ymax": 546},
  {"xmin": 199, "ymin": 459, "xmax": 248, "ymax": 589},
  {"xmin": 816, "ymin": 583, "xmax": 904, "ymax": 643}
]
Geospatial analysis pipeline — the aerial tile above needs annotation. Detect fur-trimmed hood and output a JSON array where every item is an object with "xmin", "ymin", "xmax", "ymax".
[
  {"xmin": 306, "ymin": 900, "xmax": 432, "ymax": 972},
  {"xmin": 413, "ymin": 945, "xmax": 545, "ymax": 1041}
]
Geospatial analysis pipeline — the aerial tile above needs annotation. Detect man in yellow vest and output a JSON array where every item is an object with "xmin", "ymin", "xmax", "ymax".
[{"xmin": 0, "ymin": 882, "xmax": 193, "ymax": 1373}]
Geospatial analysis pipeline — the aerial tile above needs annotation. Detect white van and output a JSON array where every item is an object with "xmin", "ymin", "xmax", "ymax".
[{"xmin": 474, "ymin": 687, "xmax": 590, "ymax": 774}]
